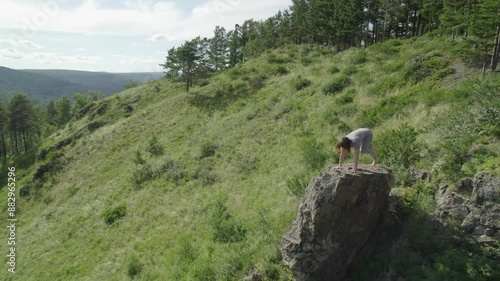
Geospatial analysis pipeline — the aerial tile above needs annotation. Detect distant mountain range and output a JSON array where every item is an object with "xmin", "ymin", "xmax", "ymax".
[{"xmin": 0, "ymin": 66, "xmax": 164, "ymax": 104}]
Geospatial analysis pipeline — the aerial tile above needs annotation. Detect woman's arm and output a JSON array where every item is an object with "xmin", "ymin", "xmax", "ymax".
[
  {"xmin": 337, "ymin": 148, "xmax": 346, "ymax": 168},
  {"xmin": 353, "ymin": 149, "xmax": 360, "ymax": 172}
]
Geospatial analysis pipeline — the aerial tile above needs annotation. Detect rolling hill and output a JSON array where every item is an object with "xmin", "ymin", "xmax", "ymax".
[{"xmin": 0, "ymin": 67, "xmax": 164, "ymax": 103}]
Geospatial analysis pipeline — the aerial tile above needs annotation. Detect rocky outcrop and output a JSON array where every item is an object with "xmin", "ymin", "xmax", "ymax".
[
  {"xmin": 407, "ymin": 167, "xmax": 432, "ymax": 183},
  {"xmin": 281, "ymin": 165, "xmax": 394, "ymax": 281},
  {"xmin": 435, "ymin": 172, "xmax": 499, "ymax": 242}
]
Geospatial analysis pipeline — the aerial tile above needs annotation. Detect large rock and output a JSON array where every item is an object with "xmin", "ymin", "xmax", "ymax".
[
  {"xmin": 281, "ymin": 164, "xmax": 394, "ymax": 281},
  {"xmin": 471, "ymin": 172, "xmax": 499, "ymax": 205},
  {"xmin": 435, "ymin": 172, "xmax": 499, "ymax": 241}
]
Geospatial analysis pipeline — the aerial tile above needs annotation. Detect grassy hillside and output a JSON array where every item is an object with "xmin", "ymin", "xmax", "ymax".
[{"xmin": 1, "ymin": 35, "xmax": 499, "ymax": 280}]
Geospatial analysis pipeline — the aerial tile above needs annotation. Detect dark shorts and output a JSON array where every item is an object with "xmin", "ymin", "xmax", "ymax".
[{"xmin": 360, "ymin": 130, "xmax": 373, "ymax": 154}]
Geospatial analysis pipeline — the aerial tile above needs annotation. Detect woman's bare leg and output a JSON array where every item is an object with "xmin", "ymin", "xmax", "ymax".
[{"xmin": 370, "ymin": 149, "xmax": 378, "ymax": 165}]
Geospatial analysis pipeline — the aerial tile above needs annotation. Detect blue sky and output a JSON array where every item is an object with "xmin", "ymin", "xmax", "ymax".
[{"xmin": 0, "ymin": 0, "xmax": 292, "ymax": 72}]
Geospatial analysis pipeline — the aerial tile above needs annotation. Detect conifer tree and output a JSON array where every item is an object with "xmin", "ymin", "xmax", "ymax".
[{"xmin": 8, "ymin": 94, "xmax": 37, "ymax": 153}]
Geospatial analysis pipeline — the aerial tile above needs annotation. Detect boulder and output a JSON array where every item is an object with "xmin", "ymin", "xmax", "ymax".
[
  {"xmin": 471, "ymin": 172, "xmax": 499, "ymax": 205},
  {"xmin": 435, "ymin": 185, "xmax": 469, "ymax": 221},
  {"xmin": 407, "ymin": 167, "xmax": 432, "ymax": 183},
  {"xmin": 281, "ymin": 164, "xmax": 393, "ymax": 281}
]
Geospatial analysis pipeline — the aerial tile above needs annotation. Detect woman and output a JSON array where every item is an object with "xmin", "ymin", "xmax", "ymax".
[{"xmin": 335, "ymin": 128, "xmax": 378, "ymax": 173}]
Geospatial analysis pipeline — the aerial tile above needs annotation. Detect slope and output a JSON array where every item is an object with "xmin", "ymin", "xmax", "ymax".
[
  {"xmin": 23, "ymin": 69, "xmax": 164, "ymax": 95},
  {"xmin": 1, "ymin": 35, "xmax": 499, "ymax": 280}
]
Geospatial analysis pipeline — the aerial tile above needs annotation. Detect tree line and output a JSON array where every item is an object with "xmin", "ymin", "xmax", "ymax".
[
  {"xmin": 0, "ymin": 91, "xmax": 102, "ymax": 163},
  {"xmin": 162, "ymin": 0, "xmax": 499, "ymax": 90}
]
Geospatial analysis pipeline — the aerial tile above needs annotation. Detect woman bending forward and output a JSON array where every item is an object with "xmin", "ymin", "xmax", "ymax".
[{"xmin": 335, "ymin": 128, "xmax": 378, "ymax": 173}]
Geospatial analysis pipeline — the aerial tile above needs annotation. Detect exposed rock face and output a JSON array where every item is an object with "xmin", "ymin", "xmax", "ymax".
[
  {"xmin": 434, "ymin": 172, "xmax": 499, "ymax": 241},
  {"xmin": 407, "ymin": 167, "xmax": 432, "ymax": 183},
  {"xmin": 281, "ymin": 165, "xmax": 394, "ymax": 281}
]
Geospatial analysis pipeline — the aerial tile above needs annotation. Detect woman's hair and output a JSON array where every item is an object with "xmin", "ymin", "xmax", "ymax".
[{"xmin": 335, "ymin": 137, "xmax": 352, "ymax": 153}]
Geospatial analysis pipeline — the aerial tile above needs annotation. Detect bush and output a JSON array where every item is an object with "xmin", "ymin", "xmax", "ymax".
[
  {"xmin": 301, "ymin": 57, "xmax": 314, "ymax": 66},
  {"xmin": 267, "ymin": 53, "xmax": 290, "ymax": 64},
  {"xmin": 376, "ymin": 123, "xmax": 422, "ymax": 170},
  {"xmin": 335, "ymin": 89, "xmax": 356, "ymax": 105},
  {"xmin": 132, "ymin": 149, "xmax": 146, "ymax": 165},
  {"xmin": 199, "ymin": 141, "xmax": 218, "ymax": 159},
  {"xmin": 323, "ymin": 76, "xmax": 352, "ymax": 95},
  {"xmin": 342, "ymin": 65, "xmax": 358, "ymax": 76},
  {"xmin": 349, "ymin": 50, "xmax": 368, "ymax": 64},
  {"xmin": 131, "ymin": 163, "xmax": 153, "ymax": 188},
  {"xmin": 271, "ymin": 65, "xmax": 289, "ymax": 76},
  {"xmin": 290, "ymin": 75, "xmax": 312, "ymax": 91},
  {"xmin": 123, "ymin": 104, "xmax": 134, "ymax": 117},
  {"xmin": 152, "ymin": 156, "xmax": 185, "ymax": 182},
  {"xmin": 287, "ymin": 174, "xmax": 310, "ymax": 196},
  {"xmin": 102, "ymin": 204, "xmax": 127, "ymax": 225},
  {"xmin": 147, "ymin": 135, "xmax": 165, "ymax": 157},
  {"xmin": 210, "ymin": 201, "xmax": 247, "ymax": 243},
  {"xmin": 126, "ymin": 255, "xmax": 143, "ymax": 278},
  {"xmin": 404, "ymin": 55, "xmax": 449, "ymax": 83},
  {"xmin": 300, "ymin": 139, "xmax": 328, "ymax": 170},
  {"xmin": 328, "ymin": 66, "xmax": 340, "ymax": 74},
  {"xmin": 124, "ymin": 80, "xmax": 140, "ymax": 89}
]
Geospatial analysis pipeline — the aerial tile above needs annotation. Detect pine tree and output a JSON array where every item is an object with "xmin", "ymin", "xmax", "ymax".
[
  {"xmin": 56, "ymin": 96, "xmax": 72, "ymax": 126},
  {"xmin": 8, "ymin": 94, "xmax": 37, "ymax": 153},
  {"xmin": 0, "ymin": 103, "xmax": 7, "ymax": 161},
  {"xmin": 209, "ymin": 26, "xmax": 229, "ymax": 71}
]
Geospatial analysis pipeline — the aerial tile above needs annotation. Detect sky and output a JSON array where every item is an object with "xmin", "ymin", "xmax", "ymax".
[{"xmin": 0, "ymin": 0, "xmax": 292, "ymax": 73}]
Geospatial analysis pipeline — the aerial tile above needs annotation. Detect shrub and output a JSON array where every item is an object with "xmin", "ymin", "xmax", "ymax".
[
  {"xmin": 123, "ymin": 104, "xmax": 134, "ymax": 117},
  {"xmin": 87, "ymin": 121, "xmax": 106, "ymax": 131},
  {"xmin": 152, "ymin": 156, "xmax": 185, "ymax": 182},
  {"xmin": 350, "ymin": 50, "xmax": 368, "ymax": 64},
  {"xmin": 301, "ymin": 57, "xmax": 314, "ymax": 66},
  {"xmin": 328, "ymin": 66, "xmax": 340, "ymax": 74},
  {"xmin": 210, "ymin": 201, "xmax": 247, "ymax": 243},
  {"xmin": 131, "ymin": 163, "xmax": 153, "ymax": 188},
  {"xmin": 249, "ymin": 75, "xmax": 267, "ymax": 91},
  {"xmin": 342, "ymin": 65, "xmax": 358, "ymax": 76},
  {"xmin": 376, "ymin": 123, "xmax": 422, "ymax": 170},
  {"xmin": 335, "ymin": 89, "xmax": 356, "ymax": 105},
  {"xmin": 271, "ymin": 65, "xmax": 289, "ymax": 76},
  {"xmin": 404, "ymin": 55, "xmax": 449, "ymax": 83},
  {"xmin": 102, "ymin": 204, "xmax": 127, "ymax": 225},
  {"xmin": 287, "ymin": 174, "xmax": 310, "ymax": 196},
  {"xmin": 300, "ymin": 139, "xmax": 328, "ymax": 170},
  {"xmin": 290, "ymin": 75, "xmax": 312, "ymax": 91},
  {"xmin": 267, "ymin": 53, "xmax": 290, "ymax": 64},
  {"xmin": 147, "ymin": 134, "xmax": 165, "ymax": 157},
  {"xmin": 126, "ymin": 255, "xmax": 143, "ymax": 278},
  {"xmin": 132, "ymin": 149, "xmax": 146, "ymax": 165},
  {"xmin": 323, "ymin": 76, "xmax": 352, "ymax": 95},
  {"xmin": 199, "ymin": 141, "xmax": 218, "ymax": 159},
  {"xmin": 124, "ymin": 80, "xmax": 140, "ymax": 89}
]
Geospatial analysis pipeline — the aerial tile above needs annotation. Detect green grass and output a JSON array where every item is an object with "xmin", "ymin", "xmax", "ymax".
[{"xmin": 1, "ymin": 35, "xmax": 499, "ymax": 280}]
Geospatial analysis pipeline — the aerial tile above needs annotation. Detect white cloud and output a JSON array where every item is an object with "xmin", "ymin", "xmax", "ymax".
[
  {"xmin": 147, "ymin": 34, "xmax": 171, "ymax": 42},
  {"xmin": 0, "ymin": 47, "xmax": 99, "ymax": 64},
  {"xmin": 111, "ymin": 54, "xmax": 159, "ymax": 64},
  {"xmin": 0, "ymin": 0, "xmax": 291, "ymax": 41}
]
